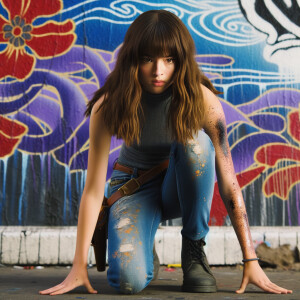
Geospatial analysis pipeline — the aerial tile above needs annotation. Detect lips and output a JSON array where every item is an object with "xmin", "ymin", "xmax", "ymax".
[{"xmin": 152, "ymin": 80, "xmax": 165, "ymax": 87}]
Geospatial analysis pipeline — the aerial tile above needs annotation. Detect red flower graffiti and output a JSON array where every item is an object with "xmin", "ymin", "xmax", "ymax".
[
  {"xmin": 255, "ymin": 110, "xmax": 300, "ymax": 200},
  {"xmin": 0, "ymin": 0, "xmax": 76, "ymax": 80},
  {"xmin": 0, "ymin": 116, "xmax": 27, "ymax": 157}
]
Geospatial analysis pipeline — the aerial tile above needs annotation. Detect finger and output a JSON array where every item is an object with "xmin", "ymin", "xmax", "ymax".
[
  {"xmin": 255, "ymin": 281, "xmax": 282, "ymax": 294},
  {"xmin": 39, "ymin": 283, "xmax": 64, "ymax": 294},
  {"xmin": 261, "ymin": 286, "xmax": 281, "ymax": 294},
  {"xmin": 49, "ymin": 285, "xmax": 75, "ymax": 296},
  {"xmin": 84, "ymin": 281, "xmax": 98, "ymax": 294},
  {"xmin": 267, "ymin": 282, "xmax": 292, "ymax": 294},
  {"xmin": 235, "ymin": 277, "xmax": 248, "ymax": 294}
]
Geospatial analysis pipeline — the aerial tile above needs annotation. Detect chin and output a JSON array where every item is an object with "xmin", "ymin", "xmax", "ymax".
[{"xmin": 144, "ymin": 87, "xmax": 164, "ymax": 94}]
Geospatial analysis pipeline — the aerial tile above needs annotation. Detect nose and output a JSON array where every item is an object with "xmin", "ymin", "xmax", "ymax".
[{"xmin": 152, "ymin": 59, "xmax": 164, "ymax": 76}]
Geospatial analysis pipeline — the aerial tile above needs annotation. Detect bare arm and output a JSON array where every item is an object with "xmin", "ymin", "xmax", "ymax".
[
  {"xmin": 201, "ymin": 85, "xmax": 292, "ymax": 294},
  {"xmin": 39, "ymin": 96, "xmax": 112, "ymax": 295},
  {"xmin": 74, "ymin": 99, "xmax": 111, "ymax": 266},
  {"xmin": 202, "ymin": 87, "xmax": 255, "ymax": 259}
]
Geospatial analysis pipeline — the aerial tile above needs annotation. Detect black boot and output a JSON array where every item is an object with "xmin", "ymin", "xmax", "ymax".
[{"xmin": 181, "ymin": 236, "xmax": 217, "ymax": 293}]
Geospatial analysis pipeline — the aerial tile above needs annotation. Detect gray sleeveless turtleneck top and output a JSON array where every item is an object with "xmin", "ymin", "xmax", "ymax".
[{"xmin": 117, "ymin": 87, "xmax": 173, "ymax": 169}]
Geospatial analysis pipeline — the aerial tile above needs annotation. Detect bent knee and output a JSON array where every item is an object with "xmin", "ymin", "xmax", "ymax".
[
  {"xmin": 177, "ymin": 131, "xmax": 215, "ymax": 164},
  {"xmin": 107, "ymin": 263, "xmax": 152, "ymax": 294},
  {"xmin": 118, "ymin": 277, "xmax": 148, "ymax": 294},
  {"xmin": 109, "ymin": 272, "xmax": 150, "ymax": 294},
  {"xmin": 189, "ymin": 130, "xmax": 215, "ymax": 155}
]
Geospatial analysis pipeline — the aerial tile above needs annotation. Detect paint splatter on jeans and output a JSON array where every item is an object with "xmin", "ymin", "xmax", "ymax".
[{"xmin": 106, "ymin": 131, "xmax": 215, "ymax": 294}]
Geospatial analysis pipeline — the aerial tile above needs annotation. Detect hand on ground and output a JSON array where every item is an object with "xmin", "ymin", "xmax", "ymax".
[
  {"xmin": 236, "ymin": 261, "xmax": 292, "ymax": 294},
  {"xmin": 39, "ymin": 264, "xmax": 97, "ymax": 296}
]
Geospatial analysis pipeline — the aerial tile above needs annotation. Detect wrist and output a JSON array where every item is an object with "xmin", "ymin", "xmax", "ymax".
[
  {"xmin": 73, "ymin": 259, "xmax": 88, "ymax": 267},
  {"xmin": 242, "ymin": 257, "xmax": 259, "ymax": 263}
]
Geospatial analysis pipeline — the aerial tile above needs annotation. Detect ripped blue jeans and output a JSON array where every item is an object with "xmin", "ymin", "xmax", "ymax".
[{"xmin": 106, "ymin": 131, "xmax": 215, "ymax": 294}]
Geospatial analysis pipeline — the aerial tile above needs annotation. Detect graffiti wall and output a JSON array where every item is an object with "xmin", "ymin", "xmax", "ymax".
[{"xmin": 0, "ymin": 0, "xmax": 299, "ymax": 226}]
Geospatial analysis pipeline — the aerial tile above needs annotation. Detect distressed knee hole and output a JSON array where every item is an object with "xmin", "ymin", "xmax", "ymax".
[
  {"xmin": 116, "ymin": 218, "xmax": 131, "ymax": 229},
  {"xmin": 187, "ymin": 139, "xmax": 203, "ymax": 156},
  {"xmin": 120, "ymin": 243, "xmax": 134, "ymax": 252}
]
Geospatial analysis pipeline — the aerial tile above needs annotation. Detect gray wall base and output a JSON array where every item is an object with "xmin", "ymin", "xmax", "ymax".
[{"xmin": 1, "ymin": 226, "xmax": 299, "ymax": 265}]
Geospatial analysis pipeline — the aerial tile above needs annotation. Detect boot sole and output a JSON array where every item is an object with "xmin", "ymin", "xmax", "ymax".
[{"xmin": 182, "ymin": 285, "xmax": 217, "ymax": 293}]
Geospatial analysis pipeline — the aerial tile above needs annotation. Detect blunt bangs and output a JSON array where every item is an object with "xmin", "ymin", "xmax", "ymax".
[{"xmin": 137, "ymin": 16, "xmax": 180, "ymax": 59}]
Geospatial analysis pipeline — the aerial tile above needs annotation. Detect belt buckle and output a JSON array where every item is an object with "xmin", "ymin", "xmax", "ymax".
[{"xmin": 118, "ymin": 178, "xmax": 140, "ymax": 196}]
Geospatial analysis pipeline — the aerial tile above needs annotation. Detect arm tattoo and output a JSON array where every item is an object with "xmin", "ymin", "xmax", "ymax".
[{"xmin": 215, "ymin": 119, "xmax": 228, "ymax": 156}]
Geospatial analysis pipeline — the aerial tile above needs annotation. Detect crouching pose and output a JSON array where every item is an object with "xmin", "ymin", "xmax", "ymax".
[{"xmin": 40, "ymin": 10, "xmax": 292, "ymax": 295}]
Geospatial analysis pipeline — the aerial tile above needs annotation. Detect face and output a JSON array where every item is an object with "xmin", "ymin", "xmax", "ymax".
[{"xmin": 138, "ymin": 54, "xmax": 175, "ymax": 94}]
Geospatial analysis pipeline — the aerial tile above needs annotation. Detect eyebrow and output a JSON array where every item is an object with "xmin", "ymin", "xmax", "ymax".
[{"xmin": 141, "ymin": 54, "xmax": 173, "ymax": 58}]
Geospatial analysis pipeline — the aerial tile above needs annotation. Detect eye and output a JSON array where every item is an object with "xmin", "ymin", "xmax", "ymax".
[
  {"xmin": 141, "ymin": 56, "xmax": 153, "ymax": 63},
  {"xmin": 165, "ymin": 57, "xmax": 175, "ymax": 64}
]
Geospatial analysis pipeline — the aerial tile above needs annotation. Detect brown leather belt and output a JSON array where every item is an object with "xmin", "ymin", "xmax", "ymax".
[
  {"xmin": 112, "ymin": 161, "xmax": 148, "ymax": 176},
  {"xmin": 107, "ymin": 159, "xmax": 169, "ymax": 207}
]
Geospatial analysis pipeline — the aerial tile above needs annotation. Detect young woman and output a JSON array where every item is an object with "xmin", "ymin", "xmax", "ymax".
[{"xmin": 40, "ymin": 10, "xmax": 292, "ymax": 295}]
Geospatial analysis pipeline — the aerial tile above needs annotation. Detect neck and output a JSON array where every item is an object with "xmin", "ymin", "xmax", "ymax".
[{"xmin": 142, "ymin": 85, "xmax": 173, "ymax": 101}]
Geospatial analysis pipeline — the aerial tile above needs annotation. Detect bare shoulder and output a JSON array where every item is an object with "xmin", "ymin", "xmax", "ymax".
[
  {"xmin": 200, "ymin": 84, "xmax": 222, "ymax": 113},
  {"xmin": 89, "ymin": 95, "xmax": 107, "ymax": 127},
  {"xmin": 90, "ymin": 95, "xmax": 105, "ymax": 118},
  {"xmin": 200, "ymin": 84, "xmax": 225, "ymax": 131},
  {"xmin": 89, "ymin": 95, "xmax": 111, "ymax": 147}
]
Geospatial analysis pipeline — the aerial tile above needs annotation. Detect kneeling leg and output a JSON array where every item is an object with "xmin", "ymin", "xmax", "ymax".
[{"xmin": 107, "ymin": 183, "xmax": 162, "ymax": 294}]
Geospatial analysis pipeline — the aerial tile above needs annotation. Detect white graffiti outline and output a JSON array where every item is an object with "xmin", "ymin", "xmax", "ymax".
[{"xmin": 61, "ymin": 0, "xmax": 264, "ymax": 46}]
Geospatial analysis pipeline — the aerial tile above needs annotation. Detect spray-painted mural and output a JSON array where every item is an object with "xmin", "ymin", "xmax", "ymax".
[{"xmin": 0, "ymin": 0, "xmax": 299, "ymax": 226}]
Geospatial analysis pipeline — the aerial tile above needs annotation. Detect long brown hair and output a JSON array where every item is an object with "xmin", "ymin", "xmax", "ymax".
[{"xmin": 85, "ymin": 10, "xmax": 220, "ymax": 146}]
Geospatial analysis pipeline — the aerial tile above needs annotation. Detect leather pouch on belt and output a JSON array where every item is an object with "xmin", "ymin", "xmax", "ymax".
[{"xmin": 91, "ymin": 196, "xmax": 108, "ymax": 272}]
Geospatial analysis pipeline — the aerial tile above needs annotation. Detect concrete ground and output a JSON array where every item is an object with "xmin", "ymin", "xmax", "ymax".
[{"xmin": 0, "ymin": 265, "xmax": 298, "ymax": 300}]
